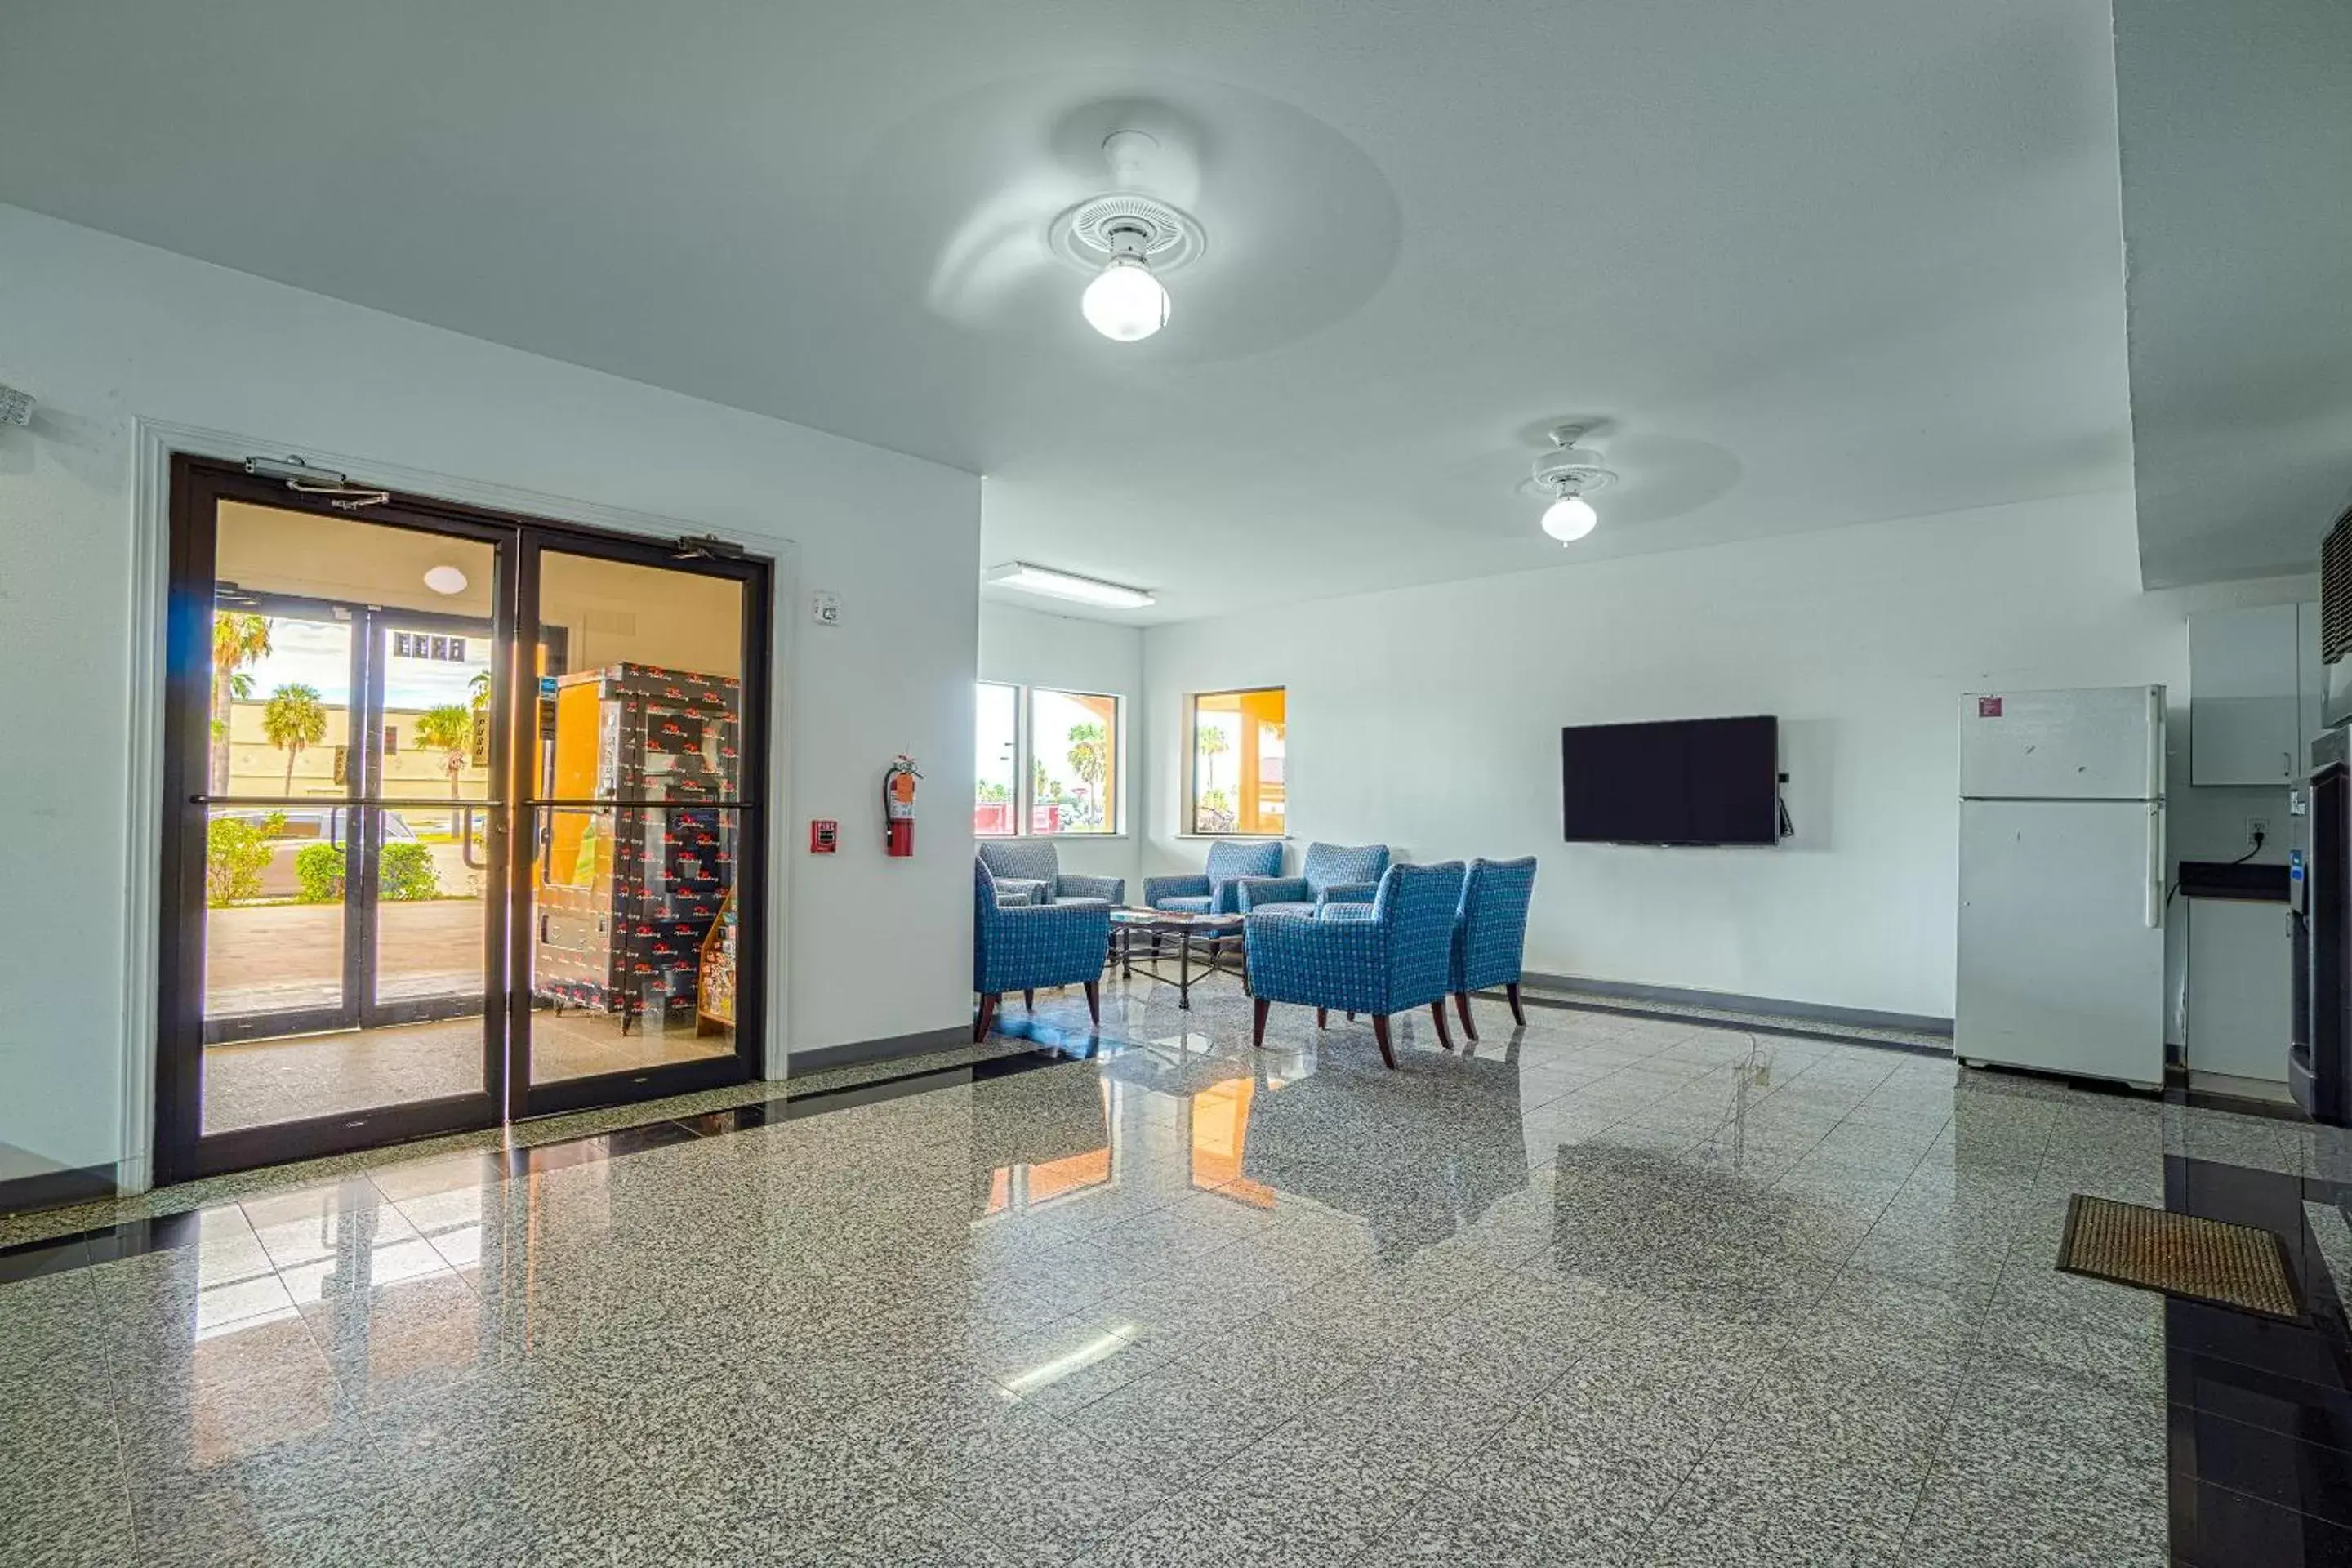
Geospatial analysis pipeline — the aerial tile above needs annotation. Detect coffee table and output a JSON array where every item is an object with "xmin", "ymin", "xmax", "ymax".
[{"xmin": 1109, "ymin": 907, "xmax": 1245, "ymax": 1010}]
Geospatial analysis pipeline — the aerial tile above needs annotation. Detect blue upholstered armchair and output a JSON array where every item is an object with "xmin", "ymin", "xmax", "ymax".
[
  {"xmin": 1450, "ymin": 857, "xmax": 1538, "ymax": 1041},
  {"xmin": 1142, "ymin": 839, "xmax": 1284, "ymax": 915},
  {"xmin": 1236, "ymin": 841, "xmax": 1392, "ymax": 917},
  {"xmin": 973, "ymin": 860, "xmax": 1110, "ymax": 1041},
  {"xmin": 975, "ymin": 840, "xmax": 1125, "ymax": 909},
  {"xmin": 1245, "ymin": 861, "xmax": 1465, "ymax": 1068}
]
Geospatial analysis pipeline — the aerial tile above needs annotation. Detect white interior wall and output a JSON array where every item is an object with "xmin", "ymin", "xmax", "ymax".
[
  {"xmin": 977, "ymin": 600, "xmax": 1145, "ymax": 898},
  {"xmin": 0, "ymin": 203, "xmax": 981, "ymax": 1187},
  {"xmin": 1141, "ymin": 489, "xmax": 2313, "ymax": 1024}
]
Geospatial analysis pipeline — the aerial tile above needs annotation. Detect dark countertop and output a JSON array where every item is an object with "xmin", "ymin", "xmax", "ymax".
[{"xmin": 2178, "ymin": 860, "xmax": 2290, "ymax": 903}]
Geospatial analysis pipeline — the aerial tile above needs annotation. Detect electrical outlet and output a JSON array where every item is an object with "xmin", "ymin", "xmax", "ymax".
[{"xmin": 2248, "ymin": 816, "xmax": 2273, "ymax": 846}]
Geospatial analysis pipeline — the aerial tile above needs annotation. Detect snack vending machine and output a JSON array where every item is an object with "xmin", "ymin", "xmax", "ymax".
[{"xmin": 534, "ymin": 662, "xmax": 741, "ymax": 1035}]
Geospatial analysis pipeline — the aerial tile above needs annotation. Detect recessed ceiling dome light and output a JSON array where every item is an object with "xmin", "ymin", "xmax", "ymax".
[
  {"xmin": 423, "ymin": 564, "xmax": 469, "ymax": 595},
  {"xmin": 1050, "ymin": 131, "xmax": 1205, "ymax": 344},
  {"xmin": 1530, "ymin": 425, "xmax": 1617, "ymax": 546}
]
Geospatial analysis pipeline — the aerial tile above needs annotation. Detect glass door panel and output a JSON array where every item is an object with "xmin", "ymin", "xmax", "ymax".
[
  {"xmin": 527, "ymin": 804, "xmax": 738, "ymax": 1080},
  {"xmin": 190, "ymin": 497, "xmax": 506, "ymax": 1147},
  {"xmin": 523, "ymin": 549, "xmax": 752, "ymax": 1094},
  {"xmin": 370, "ymin": 615, "xmax": 497, "ymax": 1025},
  {"xmin": 200, "ymin": 599, "xmax": 357, "ymax": 1041}
]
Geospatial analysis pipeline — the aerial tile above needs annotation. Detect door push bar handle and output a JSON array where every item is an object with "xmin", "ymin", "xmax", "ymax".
[{"xmin": 189, "ymin": 795, "xmax": 510, "ymax": 808}]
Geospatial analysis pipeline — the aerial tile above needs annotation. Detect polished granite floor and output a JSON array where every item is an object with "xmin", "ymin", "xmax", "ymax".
[{"xmin": 4, "ymin": 980, "xmax": 2340, "ymax": 1566}]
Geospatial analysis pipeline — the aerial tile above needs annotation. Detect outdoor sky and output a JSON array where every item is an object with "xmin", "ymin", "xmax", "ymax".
[{"xmin": 239, "ymin": 617, "xmax": 485, "ymax": 712}]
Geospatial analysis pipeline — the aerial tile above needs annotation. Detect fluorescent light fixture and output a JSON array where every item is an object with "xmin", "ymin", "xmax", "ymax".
[{"xmin": 986, "ymin": 562, "xmax": 1155, "ymax": 609}]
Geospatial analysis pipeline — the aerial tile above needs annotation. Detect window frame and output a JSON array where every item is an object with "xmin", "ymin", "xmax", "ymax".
[
  {"xmin": 973, "ymin": 680, "xmax": 1129, "ymax": 840},
  {"xmin": 1025, "ymin": 685, "xmax": 1122, "ymax": 838},
  {"xmin": 1185, "ymin": 686, "xmax": 1287, "ymax": 838},
  {"xmin": 973, "ymin": 679, "xmax": 1023, "ymax": 839}
]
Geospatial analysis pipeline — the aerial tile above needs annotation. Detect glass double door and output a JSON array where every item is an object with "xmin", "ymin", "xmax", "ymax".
[
  {"xmin": 201, "ymin": 594, "xmax": 501, "ymax": 1054},
  {"xmin": 161, "ymin": 459, "xmax": 766, "ymax": 1180}
]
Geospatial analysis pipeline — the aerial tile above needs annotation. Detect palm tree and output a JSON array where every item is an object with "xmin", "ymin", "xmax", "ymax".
[
  {"xmin": 261, "ymin": 684, "xmax": 328, "ymax": 793},
  {"xmin": 413, "ymin": 704, "xmax": 474, "ymax": 835},
  {"xmin": 1066, "ymin": 721, "xmax": 1107, "ymax": 827},
  {"xmin": 210, "ymin": 612, "xmax": 273, "ymax": 793},
  {"xmin": 1194, "ymin": 721, "xmax": 1231, "ymax": 829}
]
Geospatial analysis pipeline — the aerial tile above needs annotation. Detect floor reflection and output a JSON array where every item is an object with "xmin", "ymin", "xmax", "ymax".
[{"xmin": 9, "ymin": 981, "xmax": 2217, "ymax": 1567}]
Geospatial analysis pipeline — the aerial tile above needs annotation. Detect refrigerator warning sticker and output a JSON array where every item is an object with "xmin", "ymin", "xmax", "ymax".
[{"xmin": 1978, "ymin": 697, "xmax": 2003, "ymax": 718}]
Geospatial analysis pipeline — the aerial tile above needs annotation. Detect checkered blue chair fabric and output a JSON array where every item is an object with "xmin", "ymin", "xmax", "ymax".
[
  {"xmin": 1236, "ymin": 841, "xmax": 1392, "ymax": 916},
  {"xmin": 1244, "ymin": 861, "xmax": 1464, "ymax": 1017},
  {"xmin": 1143, "ymin": 839, "xmax": 1283, "ymax": 915},
  {"xmin": 973, "ymin": 860, "xmax": 1111, "ymax": 996},
  {"xmin": 1451, "ymin": 857, "xmax": 1539, "ymax": 994},
  {"xmin": 976, "ymin": 840, "xmax": 1125, "ymax": 907}
]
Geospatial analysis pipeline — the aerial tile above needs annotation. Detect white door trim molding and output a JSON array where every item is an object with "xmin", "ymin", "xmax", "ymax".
[{"xmin": 116, "ymin": 419, "xmax": 800, "ymax": 1190}]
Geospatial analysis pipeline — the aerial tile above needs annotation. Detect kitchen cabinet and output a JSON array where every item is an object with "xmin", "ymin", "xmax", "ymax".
[
  {"xmin": 2184, "ymin": 894, "xmax": 2292, "ymax": 1088},
  {"xmin": 2188, "ymin": 603, "xmax": 2318, "ymax": 786}
]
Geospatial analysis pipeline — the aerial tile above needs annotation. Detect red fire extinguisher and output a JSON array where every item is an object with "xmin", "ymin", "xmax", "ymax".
[{"xmin": 883, "ymin": 754, "xmax": 920, "ymax": 858}]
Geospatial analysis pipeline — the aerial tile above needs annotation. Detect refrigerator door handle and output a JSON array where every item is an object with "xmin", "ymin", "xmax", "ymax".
[{"xmin": 2145, "ymin": 800, "xmax": 2166, "ymax": 929}]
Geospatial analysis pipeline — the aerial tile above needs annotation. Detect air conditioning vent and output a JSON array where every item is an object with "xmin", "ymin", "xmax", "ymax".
[{"xmin": 2324, "ymin": 505, "xmax": 2352, "ymax": 665}]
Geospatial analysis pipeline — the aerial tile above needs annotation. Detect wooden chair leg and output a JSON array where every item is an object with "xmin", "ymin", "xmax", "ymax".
[
  {"xmin": 1346, "ymin": 1011, "xmax": 1356, "ymax": 1022},
  {"xmin": 1454, "ymin": 990, "xmax": 1478, "ymax": 1041},
  {"xmin": 1084, "ymin": 980, "xmax": 1100, "ymax": 1024},
  {"xmin": 973, "ymin": 991, "xmax": 997, "ymax": 1043},
  {"xmin": 1370, "ymin": 1013, "xmax": 1398, "ymax": 1070},
  {"xmin": 1507, "ymin": 982, "xmax": 1526, "ymax": 1026},
  {"xmin": 1431, "ymin": 1000, "xmax": 1455, "ymax": 1052},
  {"xmin": 1252, "ymin": 996, "xmax": 1271, "ymax": 1048},
  {"xmin": 1316, "ymin": 1007, "xmax": 1328, "ymax": 1029},
  {"xmin": 1022, "ymin": 988, "xmax": 1035, "ymax": 1010}
]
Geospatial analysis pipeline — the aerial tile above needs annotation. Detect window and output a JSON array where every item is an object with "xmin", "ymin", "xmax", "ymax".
[
  {"xmin": 1189, "ymin": 688, "xmax": 1286, "ymax": 835},
  {"xmin": 973, "ymin": 682, "xmax": 1019, "ymax": 837},
  {"xmin": 381, "ymin": 724, "xmax": 399, "ymax": 754},
  {"xmin": 1027, "ymin": 689, "xmax": 1120, "ymax": 835},
  {"xmin": 973, "ymin": 681, "xmax": 1124, "ymax": 837}
]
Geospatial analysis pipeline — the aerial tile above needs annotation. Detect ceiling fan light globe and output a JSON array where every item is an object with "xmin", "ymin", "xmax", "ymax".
[
  {"xmin": 1080, "ymin": 256, "xmax": 1170, "ymax": 341},
  {"xmin": 1541, "ymin": 494, "xmax": 1598, "ymax": 542}
]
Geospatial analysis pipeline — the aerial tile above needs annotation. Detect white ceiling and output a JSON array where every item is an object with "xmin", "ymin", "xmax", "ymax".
[
  {"xmin": 2113, "ymin": 0, "xmax": 2352, "ymax": 590},
  {"xmin": 0, "ymin": 0, "xmax": 2140, "ymax": 622}
]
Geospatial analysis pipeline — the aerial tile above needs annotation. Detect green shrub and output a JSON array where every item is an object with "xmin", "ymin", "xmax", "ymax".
[
  {"xmin": 205, "ymin": 811, "xmax": 283, "ymax": 907},
  {"xmin": 378, "ymin": 840, "xmax": 441, "ymax": 901},
  {"xmin": 294, "ymin": 842, "xmax": 345, "ymax": 903}
]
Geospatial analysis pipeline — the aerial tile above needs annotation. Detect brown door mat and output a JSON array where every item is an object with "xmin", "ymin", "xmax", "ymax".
[{"xmin": 2056, "ymin": 1193, "xmax": 2303, "ymax": 1323}]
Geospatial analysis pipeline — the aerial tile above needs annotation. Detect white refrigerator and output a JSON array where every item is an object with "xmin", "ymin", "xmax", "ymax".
[{"xmin": 1956, "ymin": 685, "xmax": 2167, "ymax": 1089}]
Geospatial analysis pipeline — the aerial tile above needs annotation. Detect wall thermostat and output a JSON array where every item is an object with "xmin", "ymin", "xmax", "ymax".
[{"xmin": 812, "ymin": 590, "xmax": 842, "ymax": 626}]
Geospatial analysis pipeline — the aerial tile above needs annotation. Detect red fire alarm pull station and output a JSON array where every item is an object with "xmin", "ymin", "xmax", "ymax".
[{"xmin": 809, "ymin": 819, "xmax": 839, "ymax": 853}]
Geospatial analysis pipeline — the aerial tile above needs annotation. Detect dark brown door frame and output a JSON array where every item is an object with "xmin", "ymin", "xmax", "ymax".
[
  {"xmin": 157, "ymin": 455, "xmax": 770, "ymax": 1183},
  {"xmin": 501, "ymin": 524, "xmax": 772, "ymax": 1122}
]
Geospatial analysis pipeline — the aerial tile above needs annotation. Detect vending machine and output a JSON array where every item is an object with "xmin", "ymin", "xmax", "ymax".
[{"xmin": 533, "ymin": 662, "xmax": 741, "ymax": 1035}]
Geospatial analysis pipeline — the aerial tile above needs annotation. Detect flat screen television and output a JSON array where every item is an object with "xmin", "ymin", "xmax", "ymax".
[{"xmin": 1561, "ymin": 715, "xmax": 1780, "ymax": 846}]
